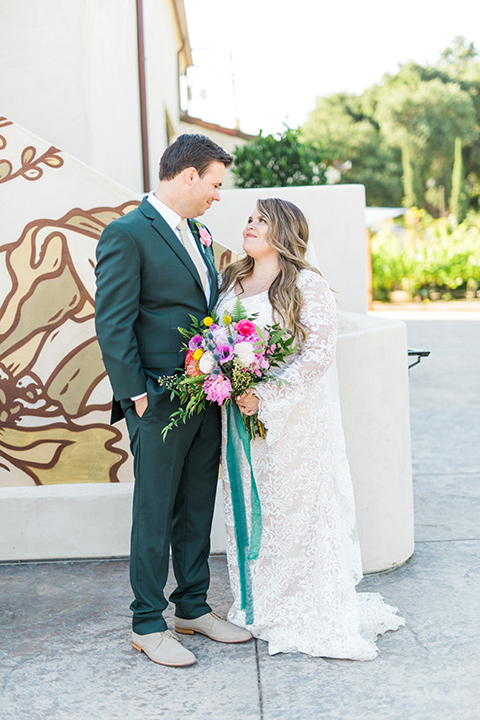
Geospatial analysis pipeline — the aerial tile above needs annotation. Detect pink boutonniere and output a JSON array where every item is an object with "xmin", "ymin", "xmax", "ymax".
[{"xmin": 198, "ymin": 226, "xmax": 212, "ymax": 247}]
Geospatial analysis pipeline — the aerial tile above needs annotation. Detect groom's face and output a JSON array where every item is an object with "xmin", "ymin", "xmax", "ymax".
[{"xmin": 186, "ymin": 161, "xmax": 225, "ymax": 217}]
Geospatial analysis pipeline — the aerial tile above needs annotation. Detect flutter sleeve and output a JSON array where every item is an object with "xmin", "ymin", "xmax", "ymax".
[{"xmin": 254, "ymin": 270, "xmax": 337, "ymax": 444}]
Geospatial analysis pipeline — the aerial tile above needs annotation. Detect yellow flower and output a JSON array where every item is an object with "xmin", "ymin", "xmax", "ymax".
[
  {"xmin": 203, "ymin": 316, "xmax": 214, "ymax": 327},
  {"xmin": 193, "ymin": 348, "xmax": 204, "ymax": 360},
  {"xmin": 223, "ymin": 315, "xmax": 232, "ymax": 325}
]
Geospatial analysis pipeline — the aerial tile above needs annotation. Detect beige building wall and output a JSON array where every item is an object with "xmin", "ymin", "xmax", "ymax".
[
  {"xmin": 0, "ymin": 0, "xmax": 188, "ymax": 193},
  {"xmin": 143, "ymin": 0, "xmax": 187, "ymax": 188}
]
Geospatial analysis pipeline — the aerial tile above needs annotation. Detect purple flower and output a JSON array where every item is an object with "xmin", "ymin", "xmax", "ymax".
[
  {"xmin": 215, "ymin": 344, "xmax": 235, "ymax": 365},
  {"xmin": 188, "ymin": 334, "xmax": 205, "ymax": 351}
]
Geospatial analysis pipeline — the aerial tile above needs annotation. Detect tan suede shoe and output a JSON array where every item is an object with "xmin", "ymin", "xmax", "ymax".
[
  {"xmin": 132, "ymin": 629, "xmax": 197, "ymax": 667},
  {"xmin": 175, "ymin": 611, "xmax": 252, "ymax": 643}
]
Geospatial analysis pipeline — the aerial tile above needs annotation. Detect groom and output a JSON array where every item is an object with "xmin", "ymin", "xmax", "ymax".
[{"xmin": 95, "ymin": 134, "xmax": 251, "ymax": 667}]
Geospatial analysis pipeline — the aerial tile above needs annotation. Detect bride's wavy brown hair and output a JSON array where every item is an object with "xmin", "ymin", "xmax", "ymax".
[{"xmin": 219, "ymin": 198, "xmax": 322, "ymax": 342}]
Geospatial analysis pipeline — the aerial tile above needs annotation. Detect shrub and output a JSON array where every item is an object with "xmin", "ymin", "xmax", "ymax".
[
  {"xmin": 371, "ymin": 211, "xmax": 480, "ymax": 300},
  {"xmin": 232, "ymin": 126, "xmax": 334, "ymax": 189}
]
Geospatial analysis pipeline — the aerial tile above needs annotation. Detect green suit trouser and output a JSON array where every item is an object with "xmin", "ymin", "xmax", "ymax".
[{"xmin": 123, "ymin": 401, "xmax": 221, "ymax": 634}]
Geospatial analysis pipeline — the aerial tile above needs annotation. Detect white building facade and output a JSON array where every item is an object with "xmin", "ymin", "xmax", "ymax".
[{"xmin": 0, "ymin": 0, "xmax": 248, "ymax": 192}]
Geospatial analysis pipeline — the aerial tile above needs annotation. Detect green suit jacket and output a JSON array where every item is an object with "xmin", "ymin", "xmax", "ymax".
[{"xmin": 95, "ymin": 197, "xmax": 219, "ymax": 423}]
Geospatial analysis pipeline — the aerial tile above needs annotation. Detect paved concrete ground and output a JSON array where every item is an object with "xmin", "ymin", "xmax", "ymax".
[{"xmin": 1, "ymin": 311, "xmax": 479, "ymax": 720}]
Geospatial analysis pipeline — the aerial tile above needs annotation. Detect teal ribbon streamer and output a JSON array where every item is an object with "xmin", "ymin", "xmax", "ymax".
[{"xmin": 226, "ymin": 402, "xmax": 263, "ymax": 625}]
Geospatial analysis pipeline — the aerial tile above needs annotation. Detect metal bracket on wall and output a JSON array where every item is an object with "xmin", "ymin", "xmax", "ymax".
[{"xmin": 408, "ymin": 348, "xmax": 431, "ymax": 370}]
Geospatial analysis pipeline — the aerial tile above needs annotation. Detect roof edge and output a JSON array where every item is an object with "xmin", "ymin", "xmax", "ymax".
[
  {"xmin": 171, "ymin": 0, "xmax": 193, "ymax": 68},
  {"xmin": 180, "ymin": 112, "xmax": 257, "ymax": 141}
]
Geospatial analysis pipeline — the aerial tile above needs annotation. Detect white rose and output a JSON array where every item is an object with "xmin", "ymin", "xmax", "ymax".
[
  {"xmin": 234, "ymin": 341, "xmax": 256, "ymax": 367},
  {"xmin": 198, "ymin": 351, "xmax": 216, "ymax": 374}
]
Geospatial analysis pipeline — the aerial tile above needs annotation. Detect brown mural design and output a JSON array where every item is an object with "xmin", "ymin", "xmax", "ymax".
[
  {"xmin": 0, "ymin": 202, "xmax": 139, "ymax": 485},
  {"xmin": 0, "ymin": 117, "xmax": 13, "ymax": 151},
  {"xmin": 0, "ymin": 116, "xmax": 64, "ymax": 184},
  {"xmin": 214, "ymin": 245, "xmax": 238, "ymax": 273}
]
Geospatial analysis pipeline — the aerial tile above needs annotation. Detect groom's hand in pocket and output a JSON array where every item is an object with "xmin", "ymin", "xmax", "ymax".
[{"xmin": 135, "ymin": 395, "xmax": 149, "ymax": 418}]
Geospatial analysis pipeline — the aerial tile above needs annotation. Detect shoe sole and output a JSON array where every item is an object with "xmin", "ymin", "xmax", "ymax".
[
  {"xmin": 174, "ymin": 625, "xmax": 252, "ymax": 643},
  {"xmin": 132, "ymin": 641, "xmax": 197, "ymax": 667}
]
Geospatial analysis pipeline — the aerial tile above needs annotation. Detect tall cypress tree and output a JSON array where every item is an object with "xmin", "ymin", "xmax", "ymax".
[
  {"xmin": 402, "ymin": 132, "xmax": 421, "ymax": 207},
  {"xmin": 450, "ymin": 136, "xmax": 468, "ymax": 222}
]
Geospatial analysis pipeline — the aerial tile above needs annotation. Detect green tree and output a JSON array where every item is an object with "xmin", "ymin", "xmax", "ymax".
[
  {"xmin": 232, "ymin": 126, "xmax": 333, "ymax": 189},
  {"xmin": 301, "ymin": 37, "xmax": 480, "ymax": 212},
  {"xmin": 375, "ymin": 76, "xmax": 475, "ymax": 210},
  {"xmin": 451, "ymin": 137, "xmax": 468, "ymax": 222},
  {"xmin": 301, "ymin": 91, "xmax": 403, "ymax": 206},
  {"xmin": 436, "ymin": 37, "xmax": 480, "ymax": 211},
  {"xmin": 401, "ymin": 131, "xmax": 422, "ymax": 207}
]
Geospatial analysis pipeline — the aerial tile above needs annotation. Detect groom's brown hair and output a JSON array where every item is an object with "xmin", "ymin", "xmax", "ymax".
[{"xmin": 159, "ymin": 134, "xmax": 233, "ymax": 181}]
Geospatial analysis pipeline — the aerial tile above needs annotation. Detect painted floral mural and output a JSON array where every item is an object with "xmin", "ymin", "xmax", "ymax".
[
  {"xmin": 0, "ymin": 116, "xmax": 235, "ymax": 487},
  {"xmin": 0, "ymin": 116, "xmax": 137, "ymax": 486},
  {"xmin": 0, "ymin": 200, "xmax": 144, "ymax": 485}
]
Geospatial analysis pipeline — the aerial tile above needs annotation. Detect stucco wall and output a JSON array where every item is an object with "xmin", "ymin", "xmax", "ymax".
[
  {"xmin": 0, "ymin": 0, "xmax": 183, "ymax": 193},
  {"xmin": 204, "ymin": 185, "xmax": 368, "ymax": 314}
]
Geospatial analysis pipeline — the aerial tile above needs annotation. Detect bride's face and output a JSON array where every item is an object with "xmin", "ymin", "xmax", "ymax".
[{"xmin": 242, "ymin": 209, "xmax": 279, "ymax": 261}]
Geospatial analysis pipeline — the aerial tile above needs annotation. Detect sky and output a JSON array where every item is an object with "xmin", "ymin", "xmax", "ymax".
[{"xmin": 183, "ymin": 0, "xmax": 480, "ymax": 135}]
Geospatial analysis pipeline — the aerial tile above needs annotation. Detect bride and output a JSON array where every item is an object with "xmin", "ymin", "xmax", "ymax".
[{"xmin": 215, "ymin": 197, "xmax": 404, "ymax": 660}]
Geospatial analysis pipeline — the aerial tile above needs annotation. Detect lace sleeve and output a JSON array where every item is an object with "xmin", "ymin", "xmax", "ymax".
[{"xmin": 255, "ymin": 271, "xmax": 337, "ymax": 444}]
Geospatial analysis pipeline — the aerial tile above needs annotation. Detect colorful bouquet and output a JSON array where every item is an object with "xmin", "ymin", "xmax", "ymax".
[{"xmin": 159, "ymin": 298, "xmax": 296, "ymax": 440}]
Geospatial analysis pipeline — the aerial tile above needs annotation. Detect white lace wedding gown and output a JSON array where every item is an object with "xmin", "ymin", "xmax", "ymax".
[{"xmin": 216, "ymin": 270, "xmax": 404, "ymax": 660}]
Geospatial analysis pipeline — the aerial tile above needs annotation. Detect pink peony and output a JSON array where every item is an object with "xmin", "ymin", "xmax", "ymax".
[
  {"xmin": 203, "ymin": 374, "xmax": 232, "ymax": 405},
  {"xmin": 256, "ymin": 355, "xmax": 270, "ymax": 370},
  {"xmin": 235, "ymin": 319, "xmax": 257, "ymax": 337}
]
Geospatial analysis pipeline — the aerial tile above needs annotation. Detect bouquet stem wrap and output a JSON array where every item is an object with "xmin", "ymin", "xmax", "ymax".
[{"xmin": 226, "ymin": 402, "xmax": 263, "ymax": 625}]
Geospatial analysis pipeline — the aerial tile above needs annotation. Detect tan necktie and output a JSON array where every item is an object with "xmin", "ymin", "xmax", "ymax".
[{"xmin": 177, "ymin": 219, "xmax": 207, "ymax": 293}]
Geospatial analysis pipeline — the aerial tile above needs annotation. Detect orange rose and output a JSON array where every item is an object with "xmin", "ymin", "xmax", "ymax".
[{"xmin": 185, "ymin": 350, "xmax": 202, "ymax": 377}]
